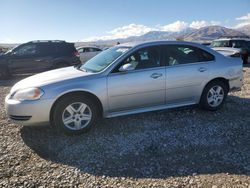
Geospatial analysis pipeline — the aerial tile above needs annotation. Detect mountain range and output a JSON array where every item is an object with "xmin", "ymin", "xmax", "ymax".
[
  {"xmin": 75, "ymin": 25, "xmax": 250, "ymax": 46},
  {"xmin": 1, "ymin": 25, "xmax": 249, "ymax": 48}
]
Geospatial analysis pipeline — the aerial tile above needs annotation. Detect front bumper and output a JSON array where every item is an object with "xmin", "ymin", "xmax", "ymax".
[{"xmin": 5, "ymin": 94, "xmax": 54, "ymax": 126}]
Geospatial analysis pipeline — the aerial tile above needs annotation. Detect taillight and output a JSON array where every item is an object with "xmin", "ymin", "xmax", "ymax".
[
  {"xmin": 74, "ymin": 51, "xmax": 80, "ymax": 58},
  {"xmin": 231, "ymin": 53, "xmax": 241, "ymax": 57}
]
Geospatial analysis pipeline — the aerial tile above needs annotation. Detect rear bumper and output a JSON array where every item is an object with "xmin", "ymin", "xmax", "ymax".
[
  {"xmin": 5, "ymin": 94, "xmax": 54, "ymax": 126},
  {"xmin": 229, "ymin": 74, "xmax": 243, "ymax": 92}
]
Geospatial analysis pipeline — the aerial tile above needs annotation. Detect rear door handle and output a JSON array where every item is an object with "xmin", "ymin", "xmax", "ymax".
[
  {"xmin": 150, "ymin": 73, "xmax": 163, "ymax": 79},
  {"xmin": 198, "ymin": 67, "xmax": 207, "ymax": 72}
]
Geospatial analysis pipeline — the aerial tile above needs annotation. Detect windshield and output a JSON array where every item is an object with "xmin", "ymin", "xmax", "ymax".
[
  {"xmin": 79, "ymin": 46, "xmax": 130, "ymax": 72},
  {"xmin": 211, "ymin": 40, "xmax": 232, "ymax": 47},
  {"xmin": 4, "ymin": 45, "xmax": 19, "ymax": 55}
]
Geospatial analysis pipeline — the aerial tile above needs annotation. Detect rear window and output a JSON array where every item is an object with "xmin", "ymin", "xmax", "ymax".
[
  {"xmin": 231, "ymin": 40, "xmax": 246, "ymax": 48},
  {"xmin": 211, "ymin": 40, "xmax": 232, "ymax": 47}
]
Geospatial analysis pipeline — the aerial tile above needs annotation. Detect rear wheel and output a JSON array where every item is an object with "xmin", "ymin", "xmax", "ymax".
[
  {"xmin": 200, "ymin": 80, "xmax": 228, "ymax": 111},
  {"xmin": 52, "ymin": 95, "xmax": 98, "ymax": 135}
]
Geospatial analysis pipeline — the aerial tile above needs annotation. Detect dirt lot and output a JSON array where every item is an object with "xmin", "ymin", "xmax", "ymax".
[{"xmin": 0, "ymin": 67, "xmax": 250, "ymax": 187}]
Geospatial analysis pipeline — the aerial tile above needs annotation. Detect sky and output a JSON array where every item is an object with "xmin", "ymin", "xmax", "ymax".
[{"xmin": 0, "ymin": 0, "xmax": 250, "ymax": 43}]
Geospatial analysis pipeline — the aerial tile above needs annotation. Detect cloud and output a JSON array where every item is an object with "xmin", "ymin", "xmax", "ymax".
[
  {"xmin": 161, "ymin": 21, "xmax": 188, "ymax": 32},
  {"xmin": 82, "ymin": 20, "xmax": 221, "ymax": 42},
  {"xmin": 234, "ymin": 22, "xmax": 250, "ymax": 28},
  {"xmin": 234, "ymin": 13, "xmax": 250, "ymax": 28},
  {"xmin": 189, "ymin": 20, "xmax": 221, "ymax": 29},
  {"xmin": 236, "ymin": 13, "xmax": 250, "ymax": 21},
  {"xmin": 1, "ymin": 38, "xmax": 17, "ymax": 43},
  {"xmin": 189, "ymin": 21, "xmax": 208, "ymax": 29},
  {"xmin": 83, "ymin": 23, "xmax": 153, "ymax": 42},
  {"xmin": 108, "ymin": 24, "xmax": 153, "ymax": 38}
]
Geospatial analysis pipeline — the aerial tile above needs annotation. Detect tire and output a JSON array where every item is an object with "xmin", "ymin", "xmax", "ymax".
[
  {"xmin": 0, "ymin": 66, "xmax": 11, "ymax": 80},
  {"xmin": 52, "ymin": 95, "xmax": 99, "ymax": 135},
  {"xmin": 200, "ymin": 80, "xmax": 228, "ymax": 111}
]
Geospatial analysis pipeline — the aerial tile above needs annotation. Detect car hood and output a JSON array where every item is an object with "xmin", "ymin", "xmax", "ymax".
[
  {"xmin": 11, "ymin": 66, "xmax": 93, "ymax": 94},
  {"xmin": 212, "ymin": 47, "xmax": 241, "ymax": 57}
]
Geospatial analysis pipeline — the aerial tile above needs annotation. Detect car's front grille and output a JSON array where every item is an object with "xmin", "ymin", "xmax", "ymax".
[{"xmin": 9, "ymin": 115, "xmax": 31, "ymax": 121}]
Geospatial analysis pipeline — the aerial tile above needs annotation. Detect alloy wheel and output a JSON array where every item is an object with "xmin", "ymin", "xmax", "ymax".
[
  {"xmin": 62, "ymin": 102, "xmax": 92, "ymax": 130},
  {"xmin": 207, "ymin": 85, "xmax": 224, "ymax": 107}
]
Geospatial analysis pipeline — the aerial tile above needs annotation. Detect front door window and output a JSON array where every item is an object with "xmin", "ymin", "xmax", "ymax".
[{"xmin": 14, "ymin": 44, "xmax": 37, "ymax": 56}]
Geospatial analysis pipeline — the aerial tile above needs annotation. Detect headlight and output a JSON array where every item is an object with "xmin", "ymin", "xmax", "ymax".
[{"xmin": 12, "ymin": 88, "xmax": 44, "ymax": 101}]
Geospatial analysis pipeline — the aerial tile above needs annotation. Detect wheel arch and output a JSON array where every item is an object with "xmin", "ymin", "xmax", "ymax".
[
  {"xmin": 204, "ymin": 77, "xmax": 229, "ymax": 91},
  {"xmin": 50, "ymin": 90, "xmax": 103, "ymax": 123}
]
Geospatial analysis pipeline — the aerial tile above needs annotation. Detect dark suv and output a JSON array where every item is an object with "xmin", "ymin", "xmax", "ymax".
[
  {"xmin": 211, "ymin": 36, "xmax": 250, "ymax": 64},
  {"xmin": 0, "ymin": 40, "xmax": 81, "ymax": 79}
]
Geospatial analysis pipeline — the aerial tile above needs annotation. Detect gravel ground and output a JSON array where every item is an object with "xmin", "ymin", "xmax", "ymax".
[{"xmin": 0, "ymin": 68, "xmax": 250, "ymax": 187}]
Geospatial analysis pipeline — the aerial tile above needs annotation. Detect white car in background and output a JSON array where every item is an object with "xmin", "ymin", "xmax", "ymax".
[
  {"xmin": 210, "ymin": 37, "xmax": 250, "ymax": 64},
  {"xmin": 77, "ymin": 46, "xmax": 102, "ymax": 63}
]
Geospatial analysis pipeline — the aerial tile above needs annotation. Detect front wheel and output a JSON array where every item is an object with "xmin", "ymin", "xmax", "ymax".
[
  {"xmin": 200, "ymin": 81, "xmax": 228, "ymax": 111},
  {"xmin": 52, "ymin": 95, "xmax": 98, "ymax": 135}
]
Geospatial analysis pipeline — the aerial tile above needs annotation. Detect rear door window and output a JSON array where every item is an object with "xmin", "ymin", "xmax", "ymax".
[
  {"xmin": 89, "ymin": 48, "xmax": 101, "ymax": 52},
  {"xmin": 38, "ymin": 43, "xmax": 56, "ymax": 55},
  {"xmin": 163, "ymin": 45, "xmax": 214, "ymax": 66}
]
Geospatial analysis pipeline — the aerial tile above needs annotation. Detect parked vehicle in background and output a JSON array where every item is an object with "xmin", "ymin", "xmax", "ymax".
[
  {"xmin": 0, "ymin": 40, "xmax": 81, "ymax": 79},
  {"xmin": 201, "ymin": 42, "xmax": 211, "ymax": 46},
  {"xmin": 0, "ymin": 47, "xmax": 10, "ymax": 56},
  {"xmin": 5, "ymin": 41, "xmax": 243, "ymax": 135},
  {"xmin": 211, "ymin": 36, "xmax": 250, "ymax": 64},
  {"xmin": 77, "ymin": 46, "xmax": 102, "ymax": 63}
]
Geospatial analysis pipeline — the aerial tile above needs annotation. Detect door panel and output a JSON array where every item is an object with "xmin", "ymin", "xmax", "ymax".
[
  {"xmin": 9, "ymin": 55, "xmax": 35, "ymax": 73},
  {"xmin": 162, "ymin": 44, "xmax": 214, "ymax": 105},
  {"xmin": 107, "ymin": 67, "xmax": 166, "ymax": 112},
  {"xmin": 166, "ymin": 62, "xmax": 210, "ymax": 104},
  {"xmin": 33, "ymin": 56, "xmax": 53, "ymax": 72},
  {"xmin": 8, "ymin": 43, "xmax": 42, "ymax": 74},
  {"xmin": 35, "ymin": 43, "xmax": 56, "ymax": 72}
]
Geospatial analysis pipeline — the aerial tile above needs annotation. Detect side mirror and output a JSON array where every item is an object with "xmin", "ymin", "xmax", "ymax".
[{"xmin": 119, "ymin": 63, "xmax": 135, "ymax": 72}]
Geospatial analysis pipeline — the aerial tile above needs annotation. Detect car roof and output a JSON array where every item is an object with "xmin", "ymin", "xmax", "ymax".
[
  {"xmin": 29, "ymin": 40, "xmax": 67, "ymax": 43},
  {"xmin": 116, "ymin": 40, "xmax": 222, "ymax": 58},
  {"xmin": 213, "ymin": 38, "xmax": 250, "ymax": 41},
  {"xmin": 77, "ymin": 46, "xmax": 102, "ymax": 49},
  {"xmin": 118, "ymin": 40, "xmax": 209, "ymax": 48}
]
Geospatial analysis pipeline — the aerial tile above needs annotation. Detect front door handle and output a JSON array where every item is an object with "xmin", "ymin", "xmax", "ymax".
[
  {"xmin": 150, "ymin": 73, "xmax": 163, "ymax": 79},
  {"xmin": 198, "ymin": 67, "xmax": 207, "ymax": 72}
]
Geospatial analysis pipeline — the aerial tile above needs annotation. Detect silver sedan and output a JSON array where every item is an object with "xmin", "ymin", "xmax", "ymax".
[{"xmin": 5, "ymin": 41, "xmax": 243, "ymax": 134}]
